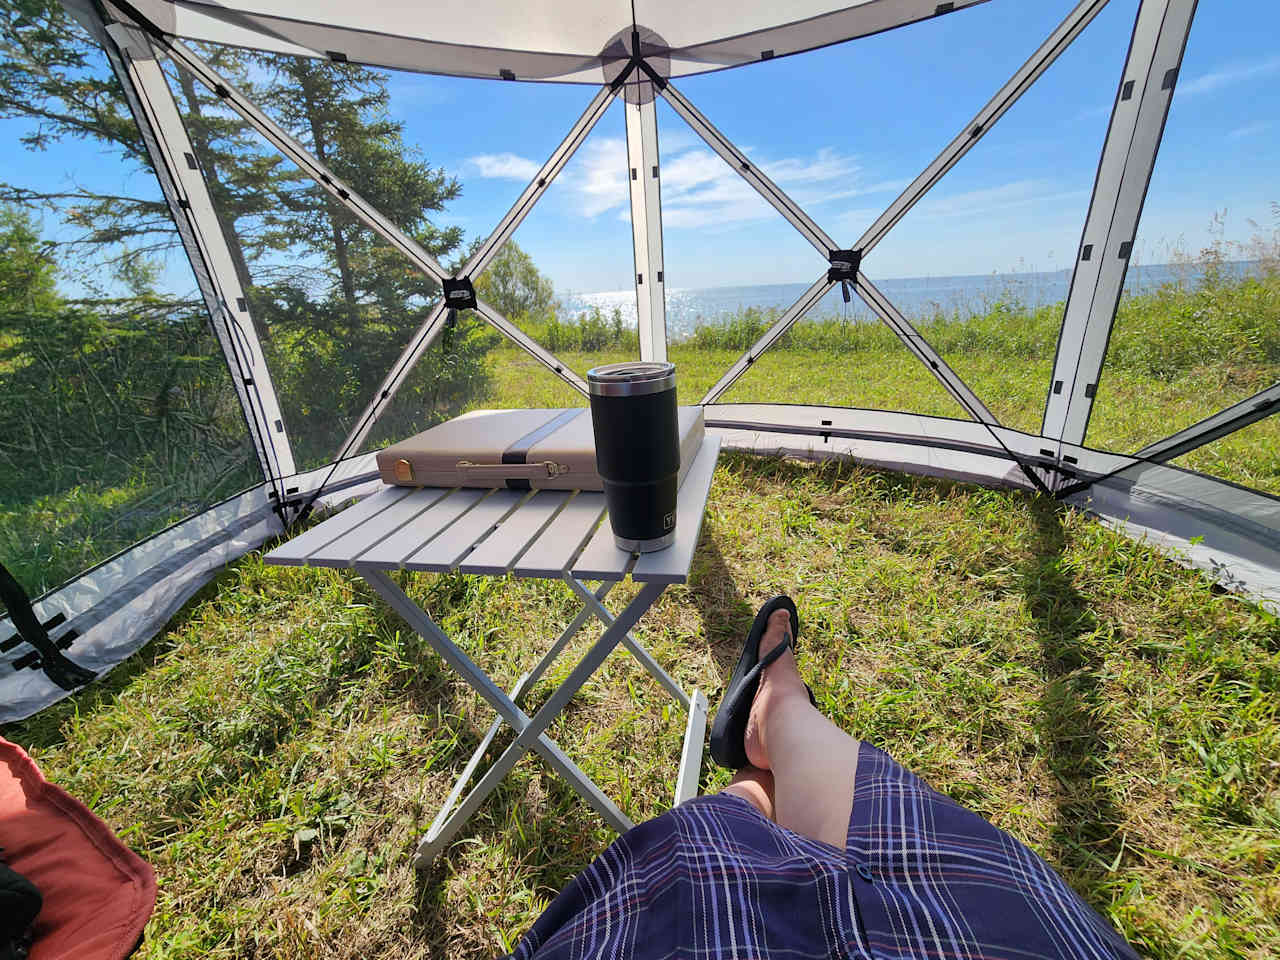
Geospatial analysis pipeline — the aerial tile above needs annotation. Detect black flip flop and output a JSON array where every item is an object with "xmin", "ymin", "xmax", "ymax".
[{"xmin": 709, "ymin": 595, "xmax": 814, "ymax": 770}]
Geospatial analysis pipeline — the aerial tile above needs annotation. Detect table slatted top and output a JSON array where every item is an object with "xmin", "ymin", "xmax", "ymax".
[{"xmin": 266, "ymin": 435, "xmax": 720, "ymax": 584}]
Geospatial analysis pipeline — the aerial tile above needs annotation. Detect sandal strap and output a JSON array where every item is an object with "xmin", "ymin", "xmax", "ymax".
[{"xmin": 739, "ymin": 629, "xmax": 794, "ymax": 689}]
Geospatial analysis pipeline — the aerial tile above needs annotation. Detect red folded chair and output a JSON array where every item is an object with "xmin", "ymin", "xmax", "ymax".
[{"xmin": 0, "ymin": 737, "xmax": 155, "ymax": 960}]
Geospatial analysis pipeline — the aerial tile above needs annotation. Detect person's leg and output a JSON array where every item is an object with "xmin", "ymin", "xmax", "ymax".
[
  {"xmin": 742, "ymin": 609, "xmax": 860, "ymax": 849},
  {"xmin": 721, "ymin": 766, "xmax": 775, "ymax": 820}
]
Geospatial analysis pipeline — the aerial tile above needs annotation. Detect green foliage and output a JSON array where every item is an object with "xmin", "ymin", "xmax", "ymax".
[
  {"xmin": 0, "ymin": 0, "xmax": 178, "ymax": 275},
  {"xmin": 354, "ymin": 311, "xmax": 504, "ymax": 453},
  {"xmin": 524, "ymin": 306, "xmax": 638, "ymax": 354},
  {"xmin": 173, "ymin": 51, "xmax": 470, "ymax": 467},
  {"xmin": 683, "ymin": 304, "xmax": 779, "ymax": 351},
  {"xmin": 1103, "ymin": 271, "xmax": 1280, "ymax": 378},
  {"xmin": 472, "ymin": 240, "xmax": 556, "ymax": 321},
  {"xmin": 686, "ymin": 267, "xmax": 1280, "ymax": 381},
  {"xmin": 0, "ymin": 209, "xmax": 258, "ymax": 596},
  {"xmin": 0, "ymin": 0, "xmax": 485, "ymax": 593},
  {"xmin": 0, "ymin": 206, "xmax": 58, "ymax": 314}
]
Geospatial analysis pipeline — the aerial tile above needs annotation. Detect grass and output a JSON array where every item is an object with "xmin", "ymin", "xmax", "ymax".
[
  {"xmin": 485, "ymin": 262, "xmax": 1280, "ymax": 496},
  {"xmin": 6, "ymin": 453, "xmax": 1280, "ymax": 959},
  {"xmin": 487, "ymin": 340, "xmax": 1280, "ymax": 496}
]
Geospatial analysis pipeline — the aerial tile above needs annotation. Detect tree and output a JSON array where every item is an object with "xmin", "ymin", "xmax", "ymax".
[
  {"xmin": 166, "ymin": 52, "xmax": 303, "ymax": 341},
  {"xmin": 236, "ymin": 54, "xmax": 471, "ymax": 460},
  {"xmin": 471, "ymin": 239, "xmax": 558, "ymax": 322},
  {"xmin": 0, "ymin": 206, "xmax": 58, "ymax": 314},
  {"xmin": 0, "ymin": 0, "xmax": 498, "ymax": 472},
  {"xmin": 0, "ymin": 0, "xmax": 169, "ymax": 275}
]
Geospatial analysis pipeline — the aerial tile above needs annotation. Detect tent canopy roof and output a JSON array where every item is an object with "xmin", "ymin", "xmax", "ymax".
[{"xmin": 119, "ymin": 0, "xmax": 988, "ymax": 82}]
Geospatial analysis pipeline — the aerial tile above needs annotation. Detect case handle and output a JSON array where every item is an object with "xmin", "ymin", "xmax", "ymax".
[{"xmin": 456, "ymin": 460, "xmax": 573, "ymax": 480}]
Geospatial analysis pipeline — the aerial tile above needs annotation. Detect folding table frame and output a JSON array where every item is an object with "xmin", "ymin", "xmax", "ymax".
[{"xmin": 265, "ymin": 436, "xmax": 720, "ymax": 866}]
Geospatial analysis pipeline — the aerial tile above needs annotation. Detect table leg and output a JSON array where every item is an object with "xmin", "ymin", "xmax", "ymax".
[
  {"xmin": 363, "ymin": 569, "xmax": 661, "ymax": 866},
  {"xmin": 564, "ymin": 574, "xmax": 691, "ymax": 710},
  {"xmin": 515, "ymin": 581, "xmax": 667, "ymax": 752},
  {"xmin": 674, "ymin": 690, "xmax": 708, "ymax": 805},
  {"xmin": 362, "ymin": 568, "xmax": 531, "ymax": 733},
  {"xmin": 424, "ymin": 582, "xmax": 616, "ymax": 846},
  {"xmin": 564, "ymin": 575, "xmax": 707, "ymax": 806},
  {"xmin": 524, "ymin": 580, "xmax": 617, "ymax": 692}
]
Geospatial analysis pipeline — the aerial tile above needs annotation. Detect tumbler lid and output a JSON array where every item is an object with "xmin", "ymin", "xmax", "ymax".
[{"xmin": 586, "ymin": 361, "xmax": 676, "ymax": 397}]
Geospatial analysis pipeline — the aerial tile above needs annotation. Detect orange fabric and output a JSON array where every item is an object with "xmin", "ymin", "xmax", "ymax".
[{"xmin": 0, "ymin": 737, "xmax": 155, "ymax": 960}]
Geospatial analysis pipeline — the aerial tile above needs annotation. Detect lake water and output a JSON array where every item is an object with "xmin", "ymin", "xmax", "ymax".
[{"xmin": 561, "ymin": 261, "xmax": 1260, "ymax": 340}]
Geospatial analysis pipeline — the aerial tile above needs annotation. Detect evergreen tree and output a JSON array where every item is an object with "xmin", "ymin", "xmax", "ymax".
[
  {"xmin": 242, "ymin": 54, "xmax": 472, "ymax": 460},
  {"xmin": 0, "ymin": 0, "xmax": 168, "ymax": 274}
]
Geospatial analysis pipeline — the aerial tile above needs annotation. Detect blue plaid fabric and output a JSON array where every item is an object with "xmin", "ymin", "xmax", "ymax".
[{"xmin": 508, "ymin": 742, "xmax": 1137, "ymax": 960}]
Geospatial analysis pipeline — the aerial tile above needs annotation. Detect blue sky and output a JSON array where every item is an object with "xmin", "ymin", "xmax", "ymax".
[{"xmin": 4, "ymin": 0, "xmax": 1278, "ymax": 298}]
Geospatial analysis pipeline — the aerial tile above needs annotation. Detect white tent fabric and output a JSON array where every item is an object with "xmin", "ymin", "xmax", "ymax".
[
  {"xmin": 4, "ymin": 0, "xmax": 1278, "ymax": 723},
  {"xmin": 119, "ymin": 0, "xmax": 988, "ymax": 81}
]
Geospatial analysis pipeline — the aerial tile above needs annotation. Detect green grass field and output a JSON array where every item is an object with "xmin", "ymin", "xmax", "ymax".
[
  {"xmin": 488, "ymin": 338, "xmax": 1280, "ymax": 496},
  {"xmin": 6, "ymin": 453, "xmax": 1280, "ymax": 959}
]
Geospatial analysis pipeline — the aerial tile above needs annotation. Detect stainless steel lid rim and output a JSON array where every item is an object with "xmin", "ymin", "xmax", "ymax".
[{"xmin": 586, "ymin": 361, "xmax": 677, "ymax": 397}]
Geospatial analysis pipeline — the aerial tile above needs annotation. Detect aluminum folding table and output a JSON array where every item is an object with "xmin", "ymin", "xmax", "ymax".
[{"xmin": 265, "ymin": 435, "xmax": 720, "ymax": 866}]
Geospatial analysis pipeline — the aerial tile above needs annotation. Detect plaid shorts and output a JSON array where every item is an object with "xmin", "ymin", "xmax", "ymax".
[{"xmin": 508, "ymin": 742, "xmax": 1137, "ymax": 960}]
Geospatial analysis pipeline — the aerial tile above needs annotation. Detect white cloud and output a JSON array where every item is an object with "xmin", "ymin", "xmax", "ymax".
[
  {"xmin": 1178, "ymin": 55, "xmax": 1280, "ymax": 97},
  {"xmin": 467, "ymin": 152, "xmax": 541, "ymax": 180},
  {"xmin": 565, "ymin": 137, "xmax": 631, "ymax": 217},
  {"xmin": 656, "ymin": 126, "xmax": 700, "ymax": 153},
  {"xmin": 549, "ymin": 135, "xmax": 901, "ymax": 231},
  {"xmin": 1227, "ymin": 121, "xmax": 1270, "ymax": 140}
]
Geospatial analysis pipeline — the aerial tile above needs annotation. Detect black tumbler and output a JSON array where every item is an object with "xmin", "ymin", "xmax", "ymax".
[{"xmin": 587, "ymin": 361, "xmax": 680, "ymax": 553}]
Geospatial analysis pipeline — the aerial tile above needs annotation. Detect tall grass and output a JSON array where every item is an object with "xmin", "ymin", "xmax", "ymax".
[
  {"xmin": 520, "ymin": 304, "xmax": 639, "ymax": 354},
  {"xmin": 684, "ymin": 267, "xmax": 1280, "ymax": 380}
]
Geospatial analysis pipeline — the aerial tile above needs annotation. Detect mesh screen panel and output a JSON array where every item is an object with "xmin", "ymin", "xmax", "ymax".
[
  {"xmin": 866, "ymin": 0, "xmax": 1138, "ymax": 435},
  {"xmin": 1084, "ymin": 2, "xmax": 1280, "ymax": 489},
  {"xmin": 0, "ymin": 16, "xmax": 259, "ymax": 603},
  {"xmin": 484, "ymin": 98, "xmax": 643, "ymax": 380},
  {"xmin": 165, "ymin": 51, "xmax": 470, "ymax": 470},
  {"xmin": 357, "ymin": 313, "xmax": 586, "ymax": 455}
]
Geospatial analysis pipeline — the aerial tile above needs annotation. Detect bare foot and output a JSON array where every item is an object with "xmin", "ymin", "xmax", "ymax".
[{"xmin": 743, "ymin": 608, "xmax": 810, "ymax": 770}]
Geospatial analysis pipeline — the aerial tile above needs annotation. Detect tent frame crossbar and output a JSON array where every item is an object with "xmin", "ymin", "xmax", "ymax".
[
  {"xmin": 697, "ymin": 0, "xmax": 1112, "ymax": 411},
  {"xmin": 461, "ymin": 85, "xmax": 618, "ymax": 282},
  {"xmin": 84, "ymin": 7, "xmax": 297, "ymax": 509},
  {"xmin": 104, "ymin": 0, "xmax": 1238, "ymax": 498},
  {"xmin": 853, "ymin": 0, "xmax": 1111, "ymax": 254},
  {"xmin": 1051, "ymin": 380, "xmax": 1280, "ymax": 499},
  {"xmin": 659, "ymin": 81, "xmax": 838, "ymax": 258},
  {"xmin": 852, "ymin": 273, "xmax": 996, "ymax": 422},
  {"xmin": 163, "ymin": 38, "xmax": 453, "ymax": 282},
  {"xmin": 1042, "ymin": 0, "xmax": 1199, "ymax": 449},
  {"xmin": 1136, "ymin": 382, "xmax": 1280, "ymax": 464},
  {"xmin": 667, "ymin": 71, "xmax": 983, "ymax": 413},
  {"xmin": 698, "ymin": 277, "xmax": 834, "ymax": 403}
]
